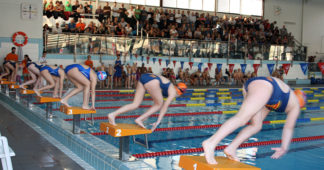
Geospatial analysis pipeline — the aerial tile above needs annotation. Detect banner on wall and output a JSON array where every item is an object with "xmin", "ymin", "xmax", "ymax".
[
  {"xmin": 217, "ymin": 64, "xmax": 222, "ymax": 72},
  {"xmin": 198, "ymin": 63, "xmax": 203, "ymax": 71},
  {"xmin": 253, "ymin": 64, "xmax": 260, "ymax": 74},
  {"xmin": 318, "ymin": 62, "xmax": 324, "ymax": 74},
  {"xmin": 152, "ymin": 58, "xmax": 156, "ymax": 64},
  {"xmin": 282, "ymin": 63, "xmax": 291, "ymax": 75},
  {"xmin": 229, "ymin": 64, "xmax": 235, "ymax": 74},
  {"xmin": 166, "ymin": 60, "xmax": 170, "ymax": 66},
  {"xmin": 180, "ymin": 61, "xmax": 184, "ymax": 69},
  {"xmin": 267, "ymin": 64, "xmax": 275, "ymax": 75},
  {"xmin": 158, "ymin": 58, "xmax": 162, "ymax": 66},
  {"xmin": 146, "ymin": 56, "xmax": 150, "ymax": 64},
  {"xmin": 208, "ymin": 63, "xmax": 213, "ymax": 70},
  {"xmin": 240, "ymin": 64, "xmax": 247, "ymax": 74},
  {"xmin": 173, "ymin": 60, "xmax": 177, "ymax": 67},
  {"xmin": 300, "ymin": 63, "xmax": 308, "ymax": 75},
  {"xmin": 189, "ymin": 62, "xmax": 193, "ymax": 69}
]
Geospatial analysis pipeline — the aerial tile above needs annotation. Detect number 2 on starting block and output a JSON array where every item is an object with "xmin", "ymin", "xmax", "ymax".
[{"xmin": 68, "ymin": 109, "xmax": 73, "ymax": 115}]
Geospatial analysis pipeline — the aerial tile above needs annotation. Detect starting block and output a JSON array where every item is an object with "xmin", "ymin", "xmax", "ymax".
[
  {"xmin": 36, "ymin": 96, "xmax": 61, "ymax": 119},
  {"xmin": 100, "ymin": 123, "xmax": 152, "ymax": 160},
  {"xmin": 60, "ymin": 105, "xmax": 96, "ymax": 134},
  {"xmin": 0, "ymin": 81, "xmax": 15, "ymax": 94},
  {"xmin": 179, "ymin": 156, "xmax": 260, "ymax": 170},
  {"xmin": 9, "ymin": 85, "xmax": 26, "ymax": 100}
]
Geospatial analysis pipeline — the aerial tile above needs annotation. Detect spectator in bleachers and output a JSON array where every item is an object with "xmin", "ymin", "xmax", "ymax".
[
  {"xmin": 125, "ymin": 23, "xmax": 133, "ymax": 36},
  {"xmin": 76, "ymin": 4, "xmax": 84, "ymax": 15},
  {"xmin": 45, "ymin": 1, "xmax": 54, "ymax": 18},
  {"xmin": 76, "ymin": 18, "xmax": 85, "ymax": 32},
  {"xmin": 52, "ymin": 22, "xmax": 62, "ymax": 33},
  {"xmin": 62, "ymin": 24, "xmax": 70, "ymax": 32},
  {"xmin": 95, "ymin": 5, "xmax": 104, "ymax": 23},
  {"xmin": 64, "ymin": 0, "xmax": 72, "ymax": 19},
  {"xmin": 103, "ymin": 2, "xmax": 111, "ymax": 21},
  {"xmin": 84, "ymin": 2, "xmax": 92, "ymax": 17},
  {"xmin": 53, "ymin": 1, "xmax": 64, "ymax": 19},
  {"xmin": 119, "ymin": 3, "xmax": 127, "ymax": 20}
]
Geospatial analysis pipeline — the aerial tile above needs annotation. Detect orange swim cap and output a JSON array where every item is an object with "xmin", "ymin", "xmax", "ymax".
[
  {"xmin": 176, "ymin": 82, "xmax": 187, "ymax": 95},
  {"xmin": 294, "ymin": 90, "xmax": 306, "ymax": 108}
]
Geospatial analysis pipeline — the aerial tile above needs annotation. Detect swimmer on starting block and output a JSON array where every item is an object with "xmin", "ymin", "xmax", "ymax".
[
  {"xmin": 34, "ymin": 65, "xmax": 65, "ymax": 98},
  {"xmin": 61, "ymin": 64, "xmax": 99, "ymax": 110},
  {"xmin": 19, "ymin": 55, "xmax": 43, "ymax": 90},
  {"xmin": 108, "ymin": 73, "xmax": 187, "ymax": 131},
  {"xmin": 0, "ymin": 47, "xmax": 18, "ymax": 82},
  {"xmin": 202, "ymin": 76, "xmax": 306, "ymax": 164}
]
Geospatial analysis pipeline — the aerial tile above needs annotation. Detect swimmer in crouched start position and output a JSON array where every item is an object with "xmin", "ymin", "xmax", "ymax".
[
  {"xmin": 108, "ymin": 73, "xmax": 187, "ymax": 131},
  {"xmin": 202, "ymin": 76, "xmax": 306, "ymax": 164},
  {"xmin": 61, "ymin": 64, "xmax": 98, "ymax": 110}
]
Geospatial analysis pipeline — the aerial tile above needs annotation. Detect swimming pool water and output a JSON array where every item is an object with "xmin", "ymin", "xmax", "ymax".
[{"xmin": 34, "ymin": 89, "xmax": 324, "ymax": 170}]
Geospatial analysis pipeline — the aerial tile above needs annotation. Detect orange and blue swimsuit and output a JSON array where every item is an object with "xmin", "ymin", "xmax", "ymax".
[
  {"xmin": 65, "ymin": 64, "xmax": 91, "ymax": 80},
  {"xmin": 140, "ymin": 73, "xmax": 171, "ymax": 97},
  {"xmin": 244, "ymin": 77, "xmax": 290, "ymax": 112}
]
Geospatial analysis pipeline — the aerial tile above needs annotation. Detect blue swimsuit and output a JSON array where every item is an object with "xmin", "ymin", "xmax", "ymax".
[
  {"xmin": 40, "ymin": 66, "xmax": 60, "ymax": 77},
  {"xmin": 26, "ymin": 62, "xmax": 42, "ymax": 70},
  {"xmin": 140, "ymin": 73, "xmax": 171, "ymax": 97},
  {"xmin": 244, "ymin": 77, "xmax": 290, "ymax": 112},
  {"xmin": 65, "ymin": 64, "xmax": 91, "ymax": 80},
  {"xmin": 3, "ymin": 61, "xmax": 16, "ymax": 68}
]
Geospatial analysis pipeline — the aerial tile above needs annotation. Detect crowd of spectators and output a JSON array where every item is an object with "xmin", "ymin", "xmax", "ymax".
[{"xmin": 43, "ymin": 0, "xmax": 295, "ymax": 47}]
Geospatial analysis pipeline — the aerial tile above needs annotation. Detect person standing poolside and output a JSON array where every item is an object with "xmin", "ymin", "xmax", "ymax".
[
  {"xmin": 108, "ymin": 73, "xmax": 187, "ymax": 131},
  {"xmin": 0, "ymin": 47, "xmax": 18, "ymax": 81},
  {"xmin": 84, "ymin": 55, "xmax": 93, "ymax": 69},
  {"xmin": 61, "ymin": 64, "xmax": 98, "ymax": 110},
  {"xmin": 202, "ymin": 76, "xmax": 306, "ymax": 164}
]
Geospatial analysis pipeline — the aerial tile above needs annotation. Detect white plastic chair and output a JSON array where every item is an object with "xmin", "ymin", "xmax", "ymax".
[{"xmin": 0, "ymin": 135, "xmax": 15, "ymax": 170}]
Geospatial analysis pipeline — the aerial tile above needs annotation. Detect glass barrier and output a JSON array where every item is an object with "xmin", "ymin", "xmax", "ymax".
[{"xmin": 45, "ymin": 33, "xmax": 307, "ymax": 62}]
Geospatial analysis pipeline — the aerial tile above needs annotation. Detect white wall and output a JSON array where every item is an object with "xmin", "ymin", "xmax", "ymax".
[
  {"xmin": 302, "ymin": 0, "xmax": 324, "ymax": 58},
  {"xmin": 0, "ymin": 0, "xmax": 43, "ymax": 62},
  {"xmin": 0, "ymin": 0, "xmax": 42, "ymax": 38}
]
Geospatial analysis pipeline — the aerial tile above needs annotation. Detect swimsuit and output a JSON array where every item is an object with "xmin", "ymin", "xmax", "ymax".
[
  {"xmin": 26, "ymin": 62, "xmax": 43, "ymax": 70},
  {"xmin": 65, "ymin": 64, "xmax": 91, "ymax": 80},
  {"xmin": 3, "ymin": 61, "xmax": 16, "ymax": 68},
  {"xmin": 140, "ymin": 73, "xmax": 171, "ymax": 97},
  {"xmin": 40, "ymin": 66, "xmax": 60, "ymax": 77},
  {"xmin": 244, "ymin": 77, "xmax": 290, "ymax": 112}
]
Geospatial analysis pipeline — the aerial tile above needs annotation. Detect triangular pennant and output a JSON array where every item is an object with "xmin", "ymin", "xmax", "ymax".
[
  {"xmin": 253, "ymin": 64, "xmax": 260, "ymax": 74},
  {"xmin": 240, "ymin": 64, "xmax": 247, "ymax": 74},
  {"xmin": 189, "ymin": 62, "xmax": 193, "ymax": 69},
  {"xmin": 229, "ymin": 64, "xmax": 235, "ymax": 74},
  {"xmin": 217, "ymin": 64, "xmax": 222, "ymax": 72},
  {"xmin": 198, "ymin": 63, "xmax": 203, "ymax": 71},
  {"xmin": 152, "ymin": 58, "xmax": 156, "ymax": 64},
  {"xmin": 208, "ymin": 63, "xmax": 213, "ymax": 70},
  {"xmin": 166, "ymin": 60, "xmax": 170, "ymax": 66},
  {"xmin": 173, "ymin": 60, "xmax": 177, "ymax": 67},
  {"xmin": 300, "ymin": 63, "xmax": 308, "ymax": 75},
  {"xmin": 146, "ymin": 56, "xmax": 150, "ymax": 64},
  {"xmin": 267, "ymin": 64, "xmax": 275, "ymax": 75},
  {"xmin": 180, "ymin": 61, "xmax": 184, "ymax": 69},
  {"xmin": 282, "ymin": 63, "xmax": 291, "ymax": 75},
  {"xmin": 158, "ymin": 59, "xmax": 162, "ymax": 66}
]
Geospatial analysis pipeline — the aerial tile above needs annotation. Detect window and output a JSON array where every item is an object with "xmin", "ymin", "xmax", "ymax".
[
  {"xmin": 203, "ymin": 0, "xmax": 215, "ymax": 11},
  {"xmin": 163, "ymin": 0, "xmax": 177, "ymax": 8},
  {"xmin": 130, "ymin": 0, "xmax": 145, "ymax": 5},
  {"xmin": 189, "ymin": 0, "xmax": 202, "ymax": 10},
  {"xmin": 177, "ymin": 0, "xmax": 189, "ymax": 9},
  {"xmin": 145, "ymin": 0, "xmax": 160, "ymax": 6},
  {"xmin": 217, "ymin": 0, "xmax": 263, "ymax": 16}
]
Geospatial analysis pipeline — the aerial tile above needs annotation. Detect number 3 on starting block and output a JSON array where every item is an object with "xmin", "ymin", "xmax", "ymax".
[
  {"xmin": 193, "ymin": 163, "xmax": 197, "ymax": 170},
  {"xmin": 105, "ymin": 127, "xmax": 109, "ymax": 133}
]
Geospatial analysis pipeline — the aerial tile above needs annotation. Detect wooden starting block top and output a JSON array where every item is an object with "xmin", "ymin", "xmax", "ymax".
[
  {"xmin": 9, "ymin": 85, "xmax": 26, "ymax": 89},
  {"xmin": 0, "ymin": 81, "xmax": 15, "ymax": 85},
  {"xmin": 36, "ymin": 96, "xmax": 61, "ymax": 103},
  {"xmin": 60, "ymin": 105, "xmax": 96, "ymax": 115},
  {"xmin": 100, "ymin": 123, "xmax": 152, "ymax": 137},
  {"xmin": 20, "ymin": 89, "xmax": 39, "ymax": 94},
  {"xmin": 179, "ymin": 156, "xmax": 260, "ymax": 170},
  {"xmin": 1, "ymin": 78, "xmax": 7, "ymax": 81}
]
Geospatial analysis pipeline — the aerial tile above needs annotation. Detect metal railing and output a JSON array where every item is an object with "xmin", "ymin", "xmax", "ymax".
[{"xmin": 44, "ymin": 33, "xmax": 307, "ymax": 63}]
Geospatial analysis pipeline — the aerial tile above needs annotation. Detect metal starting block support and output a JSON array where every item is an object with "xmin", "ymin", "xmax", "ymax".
[
  {"xmin": 100, "ymin": 123, "xmax": 152, "ymax": 161},
  {"xmin": 36, "ymin": 96, "xmax": 61, "ymax": 119},
  {"xmin": 60, "ymin": 105, "xmax": 96, "ymax": 134}
]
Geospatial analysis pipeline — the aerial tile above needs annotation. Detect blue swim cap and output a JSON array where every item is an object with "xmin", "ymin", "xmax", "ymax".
[{"xmin": 97, "ymin": 71, "xmax": 107, "ymax": 81}]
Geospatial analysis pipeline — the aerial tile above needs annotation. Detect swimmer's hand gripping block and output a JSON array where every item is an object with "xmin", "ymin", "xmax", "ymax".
[
  {"xmin": 100, "ymin": 123, "xmax": 152, "ymax": 137},
  {"xmin": 0, "ymin": 81, "xmax": 15, "ymax": 85},
  {"xmin": 36, "ymin": 96, "xmax": 61, "ymax": 103},
  {"xmin": 60, "ymin": 105, "xmax": 96, "ymax": 115},
  {"xmin": 179, "ymin": 156, "xmax": 260, "ymax": 170},
  {"xmin": 20, "ymin": 89, "xmax": 42, "ymax": 94}
]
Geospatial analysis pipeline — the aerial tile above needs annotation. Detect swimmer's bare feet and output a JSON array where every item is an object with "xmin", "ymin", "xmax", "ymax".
[
  {"xmin": 135, "ymin": 118, "xmax": 146, "ymax": 129},
  {"xmin": 34, "ymin": 89, "xmax": 41, "ymax": 97},
  {"xmin": 81, "ymin": 105, "xmax": 91, "ymax": 110},
  {"xmin": 202, "ymin": 140, "xmax": 218, "ymax": 164},
  {"xmin": 224, "ymin": 147, "xmax": 240, "ymax": 162},
  {"xmin": 60, "ymin": 99, "xmax": 71, "ymax": 107},
  {"xmin": 108, "ymin": 114, "xmax": 116, "ymax": 126},
  {"xmin": 19, "ymin": 85, "xmax": 26, "ymax": 89}
]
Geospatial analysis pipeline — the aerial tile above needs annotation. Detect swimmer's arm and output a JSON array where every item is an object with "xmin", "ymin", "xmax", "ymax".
[{"xmin": 271, "ymin": 107, "xmax": 300, "ymax": 159}]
